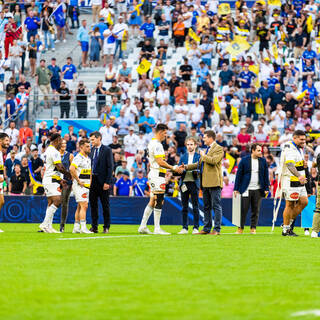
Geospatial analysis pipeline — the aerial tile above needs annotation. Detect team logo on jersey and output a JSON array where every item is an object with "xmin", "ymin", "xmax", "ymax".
[
  {"xmin": 160, "ymin": 183, "xmax": 166, "ymax": 190},
  {"xmin": 82, "ymin": 193, "xmax": 87, "ymax": 199},
  {"xmin": 290, "ymin": 192, "xmax": 299, "ymax": 200}
]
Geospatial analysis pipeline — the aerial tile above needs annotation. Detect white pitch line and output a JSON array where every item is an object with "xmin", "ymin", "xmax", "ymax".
[
  {"xmin": 222, "ymin": 232, "xmax": 273, "ymax": 235},
  {"xmin": 292, "ymin": 310, "xmax": 320, "ymax": 317},
  {"xmin": 58, "ymin": 235, "xmax": 151, "ymax": 241}
]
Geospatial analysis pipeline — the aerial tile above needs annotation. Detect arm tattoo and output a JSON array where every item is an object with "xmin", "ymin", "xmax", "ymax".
[{"xmin": 286, "ymin": 163, "xmax": 301, "ymax": 178}]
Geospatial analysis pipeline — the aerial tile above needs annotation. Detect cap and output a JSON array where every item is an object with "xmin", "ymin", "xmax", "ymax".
[
  {"xmin": 129, "ymin": 126, "xmax": 135, "ymax": 131},
  {"xmin": 264, "ymin": 57, "xmax": 270, "ymax": 61},
  {"xmin": 200, "ymin": 60, "xmax": 205, "ymax": 64},
  {"xmin": 31, "ymin": 145, "xmax": 38, "ymax": 151},
  {"xmin": 284, "ymin": 62, "xmax": 289, "ymax": 66},
  {"xmin": 5, "ymin": 13, "xmax": 13, "ymax": 18},
  {"xmin": 137, "ymin": 169, "xmax": 143, "ymax": 173},
  {"xmin": 241, "ymin": 125, "xmax": 246, "ymax": 129},
  {"xmin": 123, "ymin": 170, "xmax": 130, "ymax": 176},
  {"xmin": 99, "ymin": 17, "xmax": 105, "ymax": 21},
  {"xmin": 10, "ymin": 150, "xmax": 16, "ymax": 154},
  {"xmin": 240, "ymin": 19, "xmax": 245, "ymax": 23},
  {"xmin": 145, "ymin": 107, "xmax": 150, "ymax": 111},
  {"xmin": 180, "ymin": 79, "xmax": 185, "ymax": 82},
  {"xmin": 121, "ymin": 156, "xmax": 128, "ymax": 162},
  {"xmin": 232, "ymin": 58, "xmax": 237, "ymax": 62},
  {"xmin": 110, "ymin": 116, "xmax": 116, "ymax": 120}
]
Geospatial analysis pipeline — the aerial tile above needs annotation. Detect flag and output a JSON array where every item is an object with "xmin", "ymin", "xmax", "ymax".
[
  {"xmin": 106, "ymin": 12, "xmax": 113, "ymax": 25},
  {"xmin": 188, "ymin": 28, "xmax": 200, "ymax": 42},
  {"xmin": 213, "ymin": 96, "xmax": 221, "ymax": 114},
  {"xmin": 249, "ymin": 64, "xmax": 260, "ymax": 88},
  {"xmin": 306, "ymin": 15, "xmax": 313, "ymax": 33},
  {"xmin": 137, "ymin": 59, "xmax": 152, "ymax": 75},
  {"xmin": 272, "ymin": 43, "xmax": 278, "ymax": 60},
  {"xmin": 12, "ymin": 26, "xmax": 22, "ymax": 40},
  {"xmin": 28, "ymin": 161, "xmax": 43, "ymax": 194},
  {"xmin": 255, "ymin": 98, "xmax": 265, "ymax": 114},
  {"xmin": 231, "ymin": 105, "xmax": 239, "ymax": 125},
  {"xmin": 296, "ymin": 90, "xmax": 308, "ymax": 100},
  {"xmin": 121, "ymin": 30, "xmax": 127, "ymax": 51},
  {"xmin": 226, "ymin": 36, "xmax": 251, "ymax": 57},
  {"xmin": 50, "ymin": 3, "xmax": 66, "ymax": 28},
  {"xmin": 218, "ymin": 3, "xmax": 231, "ymax": 15},
  {"xmin": 226, "ymin": 153, "xmax": 235, "ymax": 174}
]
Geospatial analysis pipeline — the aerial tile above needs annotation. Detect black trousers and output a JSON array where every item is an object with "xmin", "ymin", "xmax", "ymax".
[
  {"xmin": 89, "ymin": 175, "xmax": 111, "ymax": 230},
  {"xmin": 180, "ymin": 181, "xmax": 199, "ymax": 230},
  {"xmin": 240, "ymin": 189, "xmax": 262, "ymax": 229},
  {"xmin": 60, "ymin": 102, "xmax": 70, "ymax": 118}
]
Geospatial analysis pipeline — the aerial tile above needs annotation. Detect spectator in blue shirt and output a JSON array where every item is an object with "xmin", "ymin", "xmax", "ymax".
[
  {"xmin": 93, "ymin": 18, "xmax": 109, "ymax": 41},
  {"xmin": 244, "ymin": 85, "xmax": 260, "ymax": 120},
  {"xmin": 258, "ymin": 81, "xmax": 272, "ymax": 106},
  {"xmin": 267, "ymin": 72, "xmax": 280, "ymax": 90},
  {"xmin": 138, "ymin": 108, "xmax": 155, "ymax": 133},
  {"xmin": 5, "ymin": 94, "xmax": 16, "ymax": 120},
  {"xmin": 196, "ymin": 61, "xmax": 209, "ymax": 91},
  {"xmin": 24, "ymin": 11, "xmax": 40, "ymax": 42},
  {"xmin": 302, "ymin": 44, "xmax": 317, "ymax": 65},
  {"xmin": 62, "ymin": 57, "xmax": 77, "ymax": 91},
  {"xmin": 238, "ymin": 64, "xmax": 256, "ymax": 89},
  {"xmin": 140, "ymin": 16, "xmax": 155, "ymax": 39},
  {"xmin": 132, "ymin": 169, "xmax": 148, "ymax": 196},
  {"xmin": 302, "ymin": 77, "xmax": 319, "ymax": 102},
  {"xmin": 77, "ymin": 19, "xmax": 89, "ymax": 67},
  {"xmin": 4, "ymin": 150, "xmax": 20, "ymax": 181},
  {"xmin": 302, "ymin": 59, "xmax": 315, "ymax": 81},
  {"xmin": 48, "ymin": 58, "xmax": 61, "ymax": 93},
  {"xmin": 114, "ymin": 170, "xmax": 132, "ymax": 196},
  {"xmin": 158, "ymin": 14, "xmax": 170, "ymax": 42}
]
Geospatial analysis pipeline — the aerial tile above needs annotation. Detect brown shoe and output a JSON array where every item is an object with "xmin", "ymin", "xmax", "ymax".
[
  {"xmin": 103, "ymin": 227, "xmax": 109, "ymax": 234},
  {"xmin": 209, "ymin": 230, "xmax": 220, "ymax": 235},
  {"xmin": 197, "ymin": 230, "xmax": 209, "ymax": 234},
  {"xmin": 250, "ymin": 228, "xmax": 256, "ymax": 234},
  {"xmin": 235, "ymin": 228, "xmax": 243, "ymax": 234},
  {"xmin": 90, "ymin": 227, "xmax": 98, "ymax": 233}
]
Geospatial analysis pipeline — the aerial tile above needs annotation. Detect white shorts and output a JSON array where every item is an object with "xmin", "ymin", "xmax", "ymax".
[
  {"xmin": 64, "ymin": 79, "xmax": 74, "ymax": 91},
  {"xmin": 282, "ymin": 177, "xmax": 307, "ymax": 201},
  {"xmin": 103, "ymin": 45, "xmax": 115, "ymax": 55},
  {"xmin": 43, "ymin": 181, "xmax": 61, "ymax": 197},
  {"xmin": 73, "ymin": 184, "xmax": 89, "ymax": 203},
  {"xmin": 148, "ymin": 171, "xmax": 166, "ymax": 194}
]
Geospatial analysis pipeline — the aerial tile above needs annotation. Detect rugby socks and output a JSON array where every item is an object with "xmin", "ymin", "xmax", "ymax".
[
  {"xmin": 140, "ymin": 205, "xmax": 153, "ymax": 228},
  {"xmin": 154, "ymin": 208, "xmax": 161, "ymax": 230},
  {"xmin": 80, "ymin": 220, "xmax": 86, "ymax": 230},
  {"xmin": 43, "ymin": 204, "xmax": 58, "ymax": 227}
]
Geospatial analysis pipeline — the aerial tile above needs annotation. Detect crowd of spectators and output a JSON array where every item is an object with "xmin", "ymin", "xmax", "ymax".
[{"xmin": 2, "ymin": 0, "xmax": 320, "ymax": 197}]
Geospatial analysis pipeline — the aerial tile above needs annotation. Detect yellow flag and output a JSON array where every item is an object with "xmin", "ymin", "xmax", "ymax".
[
  {"xmin": 214, "ymin": 96, "xmax": 221, "ymax": 114},
  {"xmin": 226, "ymin": 36, "xmax": 251, "ymax": 57},
  {"xmin": 29, "ymin": 172, "xmax": 43, "ymax": 194},
  {"xmin": 106, "ymin": 12, "xmax": 113, "ymax": 25},
  {"xmin": 218, "ymin": 3, "xmax": 231, "ymax": 15},
  {"xmin": 188, "ymin": 28, "xmax": 200, "ymax": 43},
  {"xmin": 268, "ymin": 0, "xmax": 281, "ymax": 6},
  {"xmin": 121, "ymin": 30, "xmax": 127, "ymax": 51},
  {"xmin": 296, "ymin": 90, "xmax": 308, "ymax": 100},
  {"xmin": 306, "ymin": 15, "xmax": 313, "ymax": 33},
  {"xmin": 225, "ymin": 153, "xmax": 235, "ymax": 174},
  {"xmin": 137, "ymin": 59, "xmax": 152, "ymax": 75},
  {"xmin": 231, "ymin": 105, "xmax": 239, "ymax": 125},
  {"xmin": 255, "ymin": 98, "xmax": 265, "ymax": 114},
  {"xmin": 272, "ymin": 43, "xmax": 278, "ymax": 60}
]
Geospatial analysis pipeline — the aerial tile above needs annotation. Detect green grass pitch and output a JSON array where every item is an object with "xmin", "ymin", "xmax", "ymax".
[{"xmin": 0, "ymin": 224, "xmax": 319, "ymax": 320}]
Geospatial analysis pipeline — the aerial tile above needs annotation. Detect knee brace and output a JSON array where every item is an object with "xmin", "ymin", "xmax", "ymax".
[{"xmin": 154, "ymin": 193, "xmax": 164, "ymax": 210}]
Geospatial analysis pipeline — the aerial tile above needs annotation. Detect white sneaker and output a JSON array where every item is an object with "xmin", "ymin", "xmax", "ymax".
[
  {"xmin": 80, "ymin": 228, "xmax": 93, "ymax": 234},
  {"xmin": 55, "ymin": 39, "xmax": 60, "ymax": 43},
  {"xmin": 192, "ymin": 228, "xmax": 199, "ymax": 234},
  {"xmin": 178, "ymin": 228, "xmax": 188, "ymax": 234},
  {"xmin": 154, "ymin": 228, "xmax": 171, "ymax": 235},
  {"xmin": 304, "ymin": 229, "xmax": 310, "ymax": 236},
  {"xmin": 39, "ymin": 224, "xmax": 51, "ymax": 233},
  {"xmin": 311, "ymin": 231, "xmax": 319, "ymax": 238},
  {"xmin": 63, "ymin": 39, "xmax": 66, "ymax": 43},
  {"xmin": 49, "ymin": 227, "xmax": 61, "ymax": 233},
  {"xmin": 72, "ymin": 227, "xmax": 81, "ymax": 234},
  {"xmin": 138, "ymin": 226, "xmax": 153, "ymax": 234},
  {"xmin": 52, "ymin": 48, "xmax": 55, "ymax": 52}
]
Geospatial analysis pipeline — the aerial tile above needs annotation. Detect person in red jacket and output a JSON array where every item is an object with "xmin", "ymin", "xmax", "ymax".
[
  {"xmin": 4, "ymin": 16, "xmax": 17, "ymax": 59},
  {"xmin": 19, "ymin": 120, "xmax": 33, "ymax": 146}
]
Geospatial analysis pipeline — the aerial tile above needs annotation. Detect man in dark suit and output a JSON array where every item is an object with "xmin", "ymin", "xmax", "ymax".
[
  {"xmin": 89, "ymin": 131, "xmax": 114, "ymax": 233},
  {"xmin": 178, "ymin": 137, "xmax": 201, "ymax": 234},
  {"xmin": 234, "ymin": 143, "xmax": 270, "ymax": 234}
]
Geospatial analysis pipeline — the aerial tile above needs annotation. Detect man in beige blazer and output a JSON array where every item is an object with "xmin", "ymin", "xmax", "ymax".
[{"xmin": 184, "ymin": 130, "xmax": 224, "ymax": 235}]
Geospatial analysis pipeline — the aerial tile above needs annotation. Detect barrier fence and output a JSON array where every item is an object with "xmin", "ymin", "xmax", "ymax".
[{"xmin": 0, "ymin": 195, "xmax": 291, "ymax": 227}]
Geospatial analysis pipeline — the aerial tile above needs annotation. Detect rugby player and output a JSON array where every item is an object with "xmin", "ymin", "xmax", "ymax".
[
  {"xmin": 281, "ymin": 130, "xmax": 308, "ymax": 236},
  {"xmin": 39, "ymin": 134, "xmax": 72, "ymax": 233},
  {"xmin": 138, "ymin": 124, "xmax": 184, "ymax": 235},
  {"xmin": 70, "ymin": 139, "xmax": 93, "ymax": 234}
]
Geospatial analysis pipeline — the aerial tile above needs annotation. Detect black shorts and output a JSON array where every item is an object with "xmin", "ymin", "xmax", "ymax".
[{"xmin": 259, "ymin": 41, "xmax": 269, "ymax": 51}]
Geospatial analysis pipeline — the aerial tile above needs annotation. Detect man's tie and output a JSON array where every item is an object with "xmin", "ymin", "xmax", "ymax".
[
  {"xmin": 93, "ymin": 147, "xmax": 99, "ymax": 172},
  {"xmin": 200, "ymin": 146, "xmax": 210, "ymax": 174}
]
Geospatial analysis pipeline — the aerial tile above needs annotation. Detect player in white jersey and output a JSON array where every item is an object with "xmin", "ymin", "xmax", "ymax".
[
  {"xmin": 39, "ymin": 134, "xmax": 72, "ymax": 233},
  {"xmin": 69, "ymin": 139, "xmax": 93, "ymax": 234},
  {"xmin": 138, "ymin": 124, "xmax": 184, "ymax": 235},
  {"xmin": 0, "ymin": 133, "xmax": 10, "ymax": 233},
  {"xmin": 279, "ymin": 130, "xmax": 308, "ymax": 236}
]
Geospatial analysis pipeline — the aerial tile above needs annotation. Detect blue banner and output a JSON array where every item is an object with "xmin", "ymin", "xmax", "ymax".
[{"xmin": 301, "ymin": 195, "xmax": 316, "ymax": 228}]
